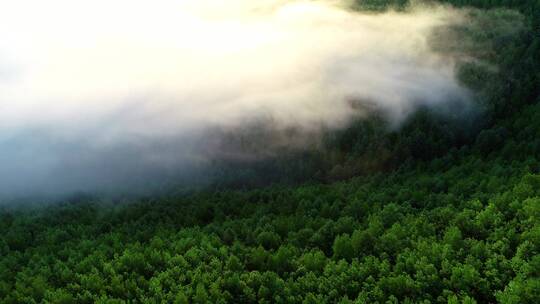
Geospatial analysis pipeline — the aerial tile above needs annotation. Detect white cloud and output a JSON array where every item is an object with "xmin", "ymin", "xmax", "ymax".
[{"xmin": 0, "ymin": 0, "xmax": 471, "ymax": 195}]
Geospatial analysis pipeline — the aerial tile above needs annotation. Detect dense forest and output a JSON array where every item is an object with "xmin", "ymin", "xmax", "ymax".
[{"xmin": 1, "ymin": 0, "xmax": 539, "ymax": 303}]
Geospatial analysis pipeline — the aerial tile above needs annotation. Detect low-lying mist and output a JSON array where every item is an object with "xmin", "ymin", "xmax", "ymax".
[{"xmin": 0, "ymin": 0, "xmax": 494, "ymax": 197}]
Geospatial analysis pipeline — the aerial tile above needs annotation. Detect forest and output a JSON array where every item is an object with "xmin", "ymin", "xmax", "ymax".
[{"xmin": 1, "ymin": 0, "xmax": 540, "ymax": 303}]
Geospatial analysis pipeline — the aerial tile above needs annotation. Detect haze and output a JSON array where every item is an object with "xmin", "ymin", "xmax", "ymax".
[{"xmin": 0, "ymin": 0, "xmax": 471, "ymax": 196}]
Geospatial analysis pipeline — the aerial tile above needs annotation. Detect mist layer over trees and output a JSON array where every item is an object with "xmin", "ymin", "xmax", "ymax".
[
  {"xmin": 0, "ymin": 0, "xmax": 481, "ymax": 197},
  {"xmin": 1, "ymin": 0, "xmax": 540, "ymax": 303}
]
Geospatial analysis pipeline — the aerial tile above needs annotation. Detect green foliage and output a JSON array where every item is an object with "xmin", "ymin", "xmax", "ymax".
[{"xmin": 2, "ymin": 150, "xmax": 539, "ymax": 302}]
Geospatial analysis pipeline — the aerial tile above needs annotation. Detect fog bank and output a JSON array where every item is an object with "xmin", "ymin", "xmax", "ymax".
[{"xmin": 0, "ymin": 0, "xmax": 473, "ymax": 196}]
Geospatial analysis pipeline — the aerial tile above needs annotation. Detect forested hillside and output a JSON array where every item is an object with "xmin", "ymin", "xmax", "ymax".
[{"xmin": 1, "ymin": 0, "xmax": 539, "ymax": 303}]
